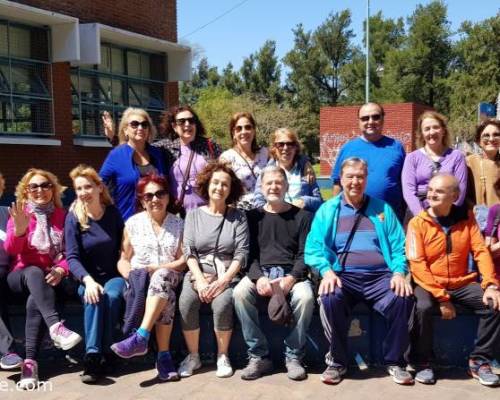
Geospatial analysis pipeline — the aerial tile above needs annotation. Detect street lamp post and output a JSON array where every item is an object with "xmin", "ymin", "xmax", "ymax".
[{"xmin": 365, "ymin": 0, "xmax": 370, "ymax": 103}]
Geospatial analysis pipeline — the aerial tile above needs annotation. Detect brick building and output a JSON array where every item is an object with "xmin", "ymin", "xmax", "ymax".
[
  {"xmin": 319, "ymin": 103, "xmax": 433, "ymax": 177},
  {"xmin": 0, "ymin": 0, "xmax": 191, "ymax": 192}
]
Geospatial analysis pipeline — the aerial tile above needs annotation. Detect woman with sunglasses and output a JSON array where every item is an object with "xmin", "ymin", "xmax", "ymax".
[
  {"xmin": 178, "ymin": 161, "xmax": 247, "ymax": 379},
  {"xmin": 110, "ymin": 174, "xmax": 185, "ymax": 382},
  {"xmin": 219, "ymin": 112, "xmax": 269, "ymax": 210},
  {"xmin": 153, "ymin": 105, "xmax": 221, "ymax": 217},
  {"xmin": 254, "ymin": 128, "xmax": 322, "ymax": 212},
  {"xmin": 402, "ymin": 111, "xmax": 467, "ymax": 216},
  {"xmin": 4, "ymin": 169, "xmax": 82, "ymax": 389},
  {"xmin": 0, "ymin": 172, "xmax": 23, "ymax": 371},
  {"xmin": 466, "ymin": 119, "xmax": 500, "ymax": 207},
  {"xmin": 100, "ymin": 107, "xmax": 167, "ymax": 221},
  {"xmin": 64, "ymin": 165, "xmax": 125, "ymax": 384}
]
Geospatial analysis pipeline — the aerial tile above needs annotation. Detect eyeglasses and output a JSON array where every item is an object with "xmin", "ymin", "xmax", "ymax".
[
  {"xmin": 359, "ymin": 114, "xmax": 382, "ymax": 122},
  {"xmin": 128, "ymin": 120, "xmax": 150, "ymax": 129},
  {"xmin": 481, "ymin": 133, "xmax": 500, "ymax": 141},
  {"xmin": 175, "ymin": 117, "xmax": 196, "ymax": 126},
  {"xmin": 234, "ymin": 124, "xmax": 253, "ymax": 133},
  {"xmin": 141, "ymin": 190, "xmax": 168, "ymax": 202},
  {"xmin": 27, "ymin": 182, "xmax": 53, "ymax": 192},
  {"xmin": 274, "ymin": 141, "xmax": 297, "ymax": 149}
]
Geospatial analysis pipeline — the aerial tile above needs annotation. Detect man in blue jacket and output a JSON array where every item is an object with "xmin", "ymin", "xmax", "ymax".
[{"xmin": 306, "ymin": 157, "xmax": 414, "ymax": 385}]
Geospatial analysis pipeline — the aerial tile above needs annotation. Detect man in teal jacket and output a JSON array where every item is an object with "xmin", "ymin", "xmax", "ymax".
[{"xmin": 305, "ymin": 157, "xmax": 414, "ymax": 385}]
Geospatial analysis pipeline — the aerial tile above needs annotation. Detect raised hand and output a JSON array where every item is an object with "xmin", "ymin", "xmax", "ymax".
[
  {"xmin": 102, "ymin": 111, "xmax": 115, "ymax": 140},
  {"xmin": 8, "ymin": 201, "xmax": 30, "ymax": 236}
]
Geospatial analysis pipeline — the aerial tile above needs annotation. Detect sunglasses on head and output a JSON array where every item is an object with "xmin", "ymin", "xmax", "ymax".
[
  {"xmin": 27, "ymin": 182, "xmax": 53, "ymax": 192},
  {"xmin": 175, "ymin": 117, "xmax": 196, "ymax": 126},
  {"xmin": 274, "ymin": 141, "xmax": 297, "ymax": 149},
  {"xmin": 128, "ymin": 120, "xmax": 150, "ymax": 129},
  {"xmin": 141, "ymin": 189, "xmax": 168, "ymax": 202},
  {"xmin": 234, "ymin": 124, "xmax": 253, "ymax": 133},
  {"xmin": 359, "ymin": 114, "xmax": 382, "ymax": 122}
]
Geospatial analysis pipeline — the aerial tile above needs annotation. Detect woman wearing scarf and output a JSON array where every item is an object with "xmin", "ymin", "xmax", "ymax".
[{"xmin": 4, "ymin": 169, "xmax": 81, "ymax": 390}]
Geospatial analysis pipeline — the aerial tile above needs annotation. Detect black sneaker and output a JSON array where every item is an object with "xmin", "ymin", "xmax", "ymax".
[{"xmin": 80, "ymin": 353, "xmax": 102, "ymax": 384}]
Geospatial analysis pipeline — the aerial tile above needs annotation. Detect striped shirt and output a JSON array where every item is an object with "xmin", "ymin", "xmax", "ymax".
[{"xmin": 334, "ymin": 198, "xmax": 386, "ymax": 272}]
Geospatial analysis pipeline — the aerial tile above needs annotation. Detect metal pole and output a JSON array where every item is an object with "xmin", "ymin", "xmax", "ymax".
[{"xmin": 365, "ymin": 0, "xmax": 370, "ymax": 103}]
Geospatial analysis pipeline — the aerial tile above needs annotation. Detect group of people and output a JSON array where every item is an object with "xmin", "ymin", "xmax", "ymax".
[{"xmin": 0, "ymin": 102, "xmax": 498, "ymax": 390}]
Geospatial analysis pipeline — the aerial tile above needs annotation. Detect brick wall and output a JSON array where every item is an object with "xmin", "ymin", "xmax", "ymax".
[
  {"xmin": 319, "ymin": 103, "xmax": 434, "ymax": 177},
  {"xmin": 1, "ymin": 1, "xmax": 181, "ymax": 191}
]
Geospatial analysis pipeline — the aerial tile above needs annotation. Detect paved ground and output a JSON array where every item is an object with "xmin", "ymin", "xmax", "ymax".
[{"xmin": 0, "ymin": 360, "xmax": 498, "ymax": 400}]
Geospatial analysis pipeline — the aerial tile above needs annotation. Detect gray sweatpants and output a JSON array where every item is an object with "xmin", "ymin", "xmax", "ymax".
[{"xmin": 178, "ymin": 272, "xmax": 234, "ymax": 331}]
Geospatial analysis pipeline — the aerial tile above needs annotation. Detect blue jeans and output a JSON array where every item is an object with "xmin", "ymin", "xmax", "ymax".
[
  {"xmin": 78, "ymin": 277, "xmax": 126, "ymax": 354},
  {"xmin": 233, "ymin": 276, "xmax": 314, "ymax": 360}
]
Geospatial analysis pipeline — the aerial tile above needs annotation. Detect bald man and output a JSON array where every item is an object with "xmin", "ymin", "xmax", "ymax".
[
  {"xmin": 331, "ymin": 103, "xmax": 406, "ymax": 220},
  {"xmin": 407, "ymin": 174, "xmax": 500, "ymax": 386}
]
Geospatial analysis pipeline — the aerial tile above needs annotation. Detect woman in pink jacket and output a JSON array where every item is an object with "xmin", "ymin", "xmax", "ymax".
[{"xmin": 4, "ymin": 169, "xmax": 81, "ymax": 390}]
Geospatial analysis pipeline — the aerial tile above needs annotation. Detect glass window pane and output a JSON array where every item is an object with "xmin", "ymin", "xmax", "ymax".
[
  {"xmin": 12, "ymin": 99, "xmax": 52, "ymax": 134},
  {"xmin": 140, "ymin": 53, "xmax": 150, "ymax": 79},
  {"xmin": 10, "ymin": 62, "xmax": 50, "ymax": 96},
  {"xmin": 9, "ymin": 26, "xmax": 30, "ymax": 59},
  {"xmin": 127, "ymin": 51, "xmax": 141, "ymax": 77},
  {"xmin": 150, "ymin": 54, "xmax": 165, "ymax": 81},
  {"xmin": 98, "ymin": 44, "xmax": 111, "ymax": 72},
  {"xmin": 0, "ymin": 63, "xmax": 10, "ymax": 93},
  {"xmin": 0, "ymin": 95, "xmax": 12, "ymax": 133},
  {"xmin": 0, "ymin": 24, "xmax": 8, "ymax": 57},
  {"xmin": 111, "ymin": 78, "xmax": 124, "ymax": 105},
  {"xmin": 111, "ymin": 47, "xmax": 124, "ymax": 74}
]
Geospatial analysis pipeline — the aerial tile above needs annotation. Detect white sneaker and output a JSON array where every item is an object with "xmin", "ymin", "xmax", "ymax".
[
  {"xmin": 216, "ymin": 354, "xmax": 233, "ymax": 378},
  {"xmin": 178, "ymin": 353, "xmax": 201, "ymax": 377},
  {"xmin": 49, "ymin": 321, "xmax": 82, "ymax": 351}
]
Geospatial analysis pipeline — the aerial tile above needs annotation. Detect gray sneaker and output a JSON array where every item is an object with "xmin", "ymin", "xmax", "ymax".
[
  {"xmin": 415, "ymin": 368, "xmax": 435, "ymax": 384},
  {"xmin": 241, "ymin": 357, "xmax": 273, "ymax": 380},
  {"xmin": 387, "ymin": 365, "xmax": 414, "ymax": 385},
  {"xmin": 285, "ymin": 358, "xmax": 306, "ymax": 381},
  {"xmin": 469, "ymin": 360, "xmax": 500, "ymax": 386},
  {"xmin": 321, "ymin": 365, "xmax": 347, "ymax": 385}
]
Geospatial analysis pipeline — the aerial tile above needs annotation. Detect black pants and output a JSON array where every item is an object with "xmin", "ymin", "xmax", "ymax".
[
  {"xmin": 410, "ymin": 283, "xmax": 500, "ymax": 364},
  {"xmin": 7, "ymin": 266, "xmax": 60, "ymax": 359},
  {"xmin": 0, "ymin": 267, "xmax": 15, "ymax": 355}
]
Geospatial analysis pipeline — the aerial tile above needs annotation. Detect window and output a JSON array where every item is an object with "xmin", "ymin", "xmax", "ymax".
[
  {"xmin": 72, "ymin": 44, "xmax": 166, "ymax": 137},
  {"xmin": 0, "ymin": 21, "xmax": 52, "ymax": 135}
]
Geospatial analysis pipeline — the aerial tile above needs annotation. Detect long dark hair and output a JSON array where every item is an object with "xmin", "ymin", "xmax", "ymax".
[{"xmin": 161, "ymin": 105, "xmax": 206, "ymax": 141}]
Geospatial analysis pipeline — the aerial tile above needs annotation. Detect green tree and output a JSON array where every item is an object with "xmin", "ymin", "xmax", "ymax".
[
  {"xmin": 380, "ymin": 1, "xmax": 452, "ymax": 110},
  {"xmin": 283, "ymin": 10, "xmax": 356, "ymax": 111},
  {"xmin": 220, "ymin": 62, "xmax": 243, "ymax": 95},
  {"xmin": 179, "ymin": 57, "xmax": 221, "ymax": 104},
  {"xmin": 447, "ymin": 13, "xmax": 500, "ymax": 139}
]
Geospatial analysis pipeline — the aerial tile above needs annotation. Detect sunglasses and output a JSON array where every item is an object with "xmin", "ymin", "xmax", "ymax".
[
  {"xmin": 141, "ymin": 190, "xmax": 168, "ymax": 202},
  {"xmin": 175, "ymin": 117, "xmax": 196, "ymax": 126},
  {"xmin": 359, "ymin": 114, "xmax": 382, "ymax": 122},
  {"xmin": 274, "ymin": 141, "xmax": 297, "ymax": 149},
  {"xmin": 234, "ymin": 124, "xmax": 253, "ymax": 133},
  {"xmin": 481, "ymin": 133, "xmax": 500, "ymax": 141},
  {"xmin": 431, "ymin": 161, "xmax": 442, "ymax": 176},
  {"xmin": 128, "ymin": 120, "xmax": 150, "ymax": 129},
  {"xmin": 27, "ymin": 182, "xmax": 53, "ymax": 192}
]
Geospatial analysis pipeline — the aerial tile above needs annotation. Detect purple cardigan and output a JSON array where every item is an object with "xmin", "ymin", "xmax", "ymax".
[{"xmin": 402, "ymin": 148, "xmax": 467, "ymax": 216}]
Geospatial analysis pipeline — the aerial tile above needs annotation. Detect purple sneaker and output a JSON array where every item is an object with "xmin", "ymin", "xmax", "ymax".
[
  {"xmin": 157, "ymin": 352, "xmax": 180, "ymax": 382},
  {"xmin": 110, "ymin": 332, "xmax": 148, "ymax": 359},
  {"xmin": 19, "ymin": 359, "xmax": 39, "ymax": 390},
  {"xmin": 0, "ymin": 352, "xmax": 23, "ymax": 370}
]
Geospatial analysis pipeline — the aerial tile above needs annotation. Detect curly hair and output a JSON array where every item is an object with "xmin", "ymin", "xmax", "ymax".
[
  {"xmin": 475, "ymin": 118, "xmax": 500, "ymax": 144},
  {"xmin": 416, "ymin": 111, "xmax": 451, "ymax": 149},
  {"xmin": 69, "ymin": 164, "xmax": 114, "ymax": 230},
  {"xmin": 15, "ymin": 168, "xmax": 64, "ymax": 208},
  {"xmin": 117, "ymin": 107, "xmax": 157, "ymax": 144},
  {"xmin": 135, "ymin": 174, "xmax": 170, "ymax": 212},
  {"xmin": 161, "ymin": 104, "xmax": 206, "ymax": 140},
  {"xmin": 229, "ymin": 111, "xmax": 259, "ymax": 153},
  {"xmin": 196, "ymin": 161, "xmax": 244, "ymax": 205}
]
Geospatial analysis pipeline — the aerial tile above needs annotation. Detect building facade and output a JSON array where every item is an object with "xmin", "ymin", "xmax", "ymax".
[{"xmin": 0, "ymin": 0, "xmax": 191, "ymax": 192}]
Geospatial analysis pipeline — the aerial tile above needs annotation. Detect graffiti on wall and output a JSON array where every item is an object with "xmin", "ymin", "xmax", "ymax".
[{"xmin": 320, "ymin": 130, "xmax": 413, "ymax": 170}]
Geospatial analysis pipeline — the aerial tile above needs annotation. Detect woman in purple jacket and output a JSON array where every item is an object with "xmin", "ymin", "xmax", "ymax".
[{"xmin": 402, "ymin": 111, "xmax": 467, "ymax": 216}]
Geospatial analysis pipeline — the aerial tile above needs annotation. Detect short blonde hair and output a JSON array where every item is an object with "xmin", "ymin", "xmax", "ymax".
[
  {"xmin": 117, "ymin": 107, "xmax": 157, "ymax": 144},
  {"xmin": 15, "ymin": 168, "xmax": 64, "ymax": 208},
  {"xmin": 69, "ymin": 164, "xmax": 114, "ymax": 230},
  {"xmin": 269, "ymin": 127, "xmax": 302, "ymax": 162}
]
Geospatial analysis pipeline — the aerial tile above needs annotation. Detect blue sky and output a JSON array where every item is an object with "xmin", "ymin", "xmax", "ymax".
[{"xmin": 178, "ymin": 0, "xmax": 499, "ymax": 71}]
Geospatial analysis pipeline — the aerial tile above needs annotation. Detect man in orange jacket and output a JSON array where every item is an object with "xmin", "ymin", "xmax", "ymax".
[{"xmin": 407, "ymin": 174, "xmax": 500, "ymax": 386}]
